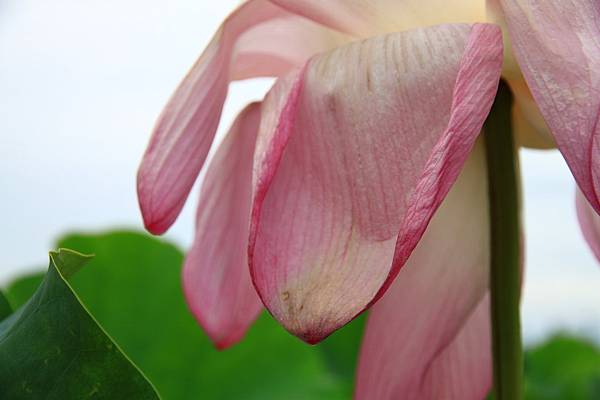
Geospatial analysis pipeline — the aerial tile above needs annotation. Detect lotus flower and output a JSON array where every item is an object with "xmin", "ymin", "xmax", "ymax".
[{"xmin": 137, "ymin": 0, "xmax": 600, "ymax": 397}]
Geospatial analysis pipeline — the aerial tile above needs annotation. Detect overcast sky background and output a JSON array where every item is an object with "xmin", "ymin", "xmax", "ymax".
[{"xmin": 1, "ymin": 0, "xmax": 599, "ymax": 344}]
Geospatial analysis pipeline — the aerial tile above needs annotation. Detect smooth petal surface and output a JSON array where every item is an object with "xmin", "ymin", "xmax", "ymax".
[
  {"xmin": 576, "ymin": 188, "xmax": 600, "ymax": 262},
  {"xmin": 499, "ymin": 0, "xmax": 600, "ymax": 212},
  {"xmin": 511, "ymin": 81, "xmax": 555, "ymax": 149},
  {"xmin": 355, "ymin": 145, "xmax": 490, "ymax": 399},
  {"xmin": 233, "ymin": 17, "xmax": 350, "ymax": 80},
  {"xmin": 422, "ymin": 295, "xmax": 492, "ymax": 400},
  {"xmin": 269, "ymin": 0, "xmax": 485, "ymax": 37},
  {"xmin": 137, "ymin": 0, "xmax": 348, "ymax": 234},
  {"xmin": 250, "ymin": 24, "xmax": 503, "ymax": 342},
  {"xmin": 182, "ymin": 103, "xmax": 263, "ymax": 349}
]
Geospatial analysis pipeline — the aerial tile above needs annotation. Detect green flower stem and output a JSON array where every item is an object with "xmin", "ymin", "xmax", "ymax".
[{"xmin": 484, "ymin": 80, "xmax": 523, "ymax": 400}]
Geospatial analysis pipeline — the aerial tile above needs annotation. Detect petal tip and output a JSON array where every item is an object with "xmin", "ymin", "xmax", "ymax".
[
  {"xmin": 302, "ymin": 333, "xmax": 329, "ymax": 345},
  {"xmin": 288, "ymin": 329, "xmax": 329, "ymax": 345},
  {"xmin": 136, "ymin": 189, "xmax": 170, "ymax": 235},
  {"xmin": 182, "ymin": 251, "xmax": 259, "ymax": 351},
  {"xmin": 214, "ymin": 341, "xmax": 231, "ymax": 351},
  {"xmin": 136, "ymin": 171, "xmax": 176, "ymax": 235},
  {"xmin": 278, "ymin": 316, "xmax": 339, "ymax": 344},
  {"xmin": 292, "ymin": 328, "xmax": 329, "ymax": 345},
  {"xmin": 182, "ymin": 286, "xmax": 244, "ymax": 351},
  {"xmin": 142, "ymin": 218, "xmax": 169, "ymax": 236},
  {"xmin": 203, "ymin": 321, "xmax": 251, "ymax": 351},
  {"xmin": 213, "ymin": 335, "xmax": 243, "ymax": 351}
]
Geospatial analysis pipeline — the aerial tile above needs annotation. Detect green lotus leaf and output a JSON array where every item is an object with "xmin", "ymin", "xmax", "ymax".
[{"xmin": 0, "ymin": 249, "xmax": 158, "ymax": 400}]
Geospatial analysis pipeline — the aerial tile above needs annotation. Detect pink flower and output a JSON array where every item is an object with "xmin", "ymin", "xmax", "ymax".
[{"xmin": 137, "ymin": 0, "xmax": 600, "ymax": 397}]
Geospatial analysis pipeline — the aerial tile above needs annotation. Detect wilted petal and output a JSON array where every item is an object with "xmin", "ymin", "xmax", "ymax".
[
  {"xmin": 182, "ymin": 103, "xmax": 262, "ymax": 349},
  {"xmin": 269, "ymin": 0, "xmax": 485, "ymax": 36},
  {"xmin": 576, "ymin": 188, "xmax": 600, "ymax": 262},
  {"xmin": 355, "ymin": 145, "xmax": 490, "ymax": 399},
  {"xmin": 499, "ymin": 0, "xmax": 600, "ymax": 212},
  {"xmin": 249, "ymin": 24, "xmax": 503, "ymax": 342},
  {"xmin": 137, "ymin": 0, "xmax": 348, "ymax": 234}
]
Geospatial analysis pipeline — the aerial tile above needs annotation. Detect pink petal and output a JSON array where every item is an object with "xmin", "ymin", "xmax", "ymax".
[
  {"xmin": 423, "ymin": 295, "xmax": 492, "ymax": 399},
  {"xmin": 137, "ymin": 0, "xmax": 348, "ymax": 234},
  {"xmin": 182, "ymin": 103, "xmax": 263, "ymax": 350},
  {"xmin": 267, "ymin": 0, "xmax": 380, "ymax": 35},
  {"xmin": 511, "ymin": 80, "xmax": 555, "ymax": 149},
  {"xmin": 268, "ymin": 0, "xmax": 486, "ymax": 36},
  {"xmin": 355, "ymin": 145, "xmax": 491, "ymax": 399},
  {"xmin": 249, "ymin": 24, "xmax": 503, "ymax": 343},
  {"xmin": 576, "ymin": 188, "xmax": 600, "ymax": 262},
  {"xmin": 498, "ymin": 0, "xmax": 600, "ymax": 213},
  {"xmin": 232, "ymin": 16, "xmax": 350, "ymax": 81}
]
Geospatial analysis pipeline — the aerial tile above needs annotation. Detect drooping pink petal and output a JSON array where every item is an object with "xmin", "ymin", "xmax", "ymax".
[
  {"xmin": 498, "ymin": 0, "xmax": 600, "ymax": 213},
  {"xmin": 422, "ymin": 295, "xmax": 492, "ymax": 399},
  {"xmin": 576, "ymin": 188, "xmax": 600, "ymax": 262},
  {"xmin": 249, "ymin": 24, "xmax": 503, "ymax": 343},
  {"xmin": 137, "ymin": 0, "xmax": 348, "ymax": 235},
  {"xmin": 355, "ymin": 145, "xmax": 491, "ymax": 399},
  {"xmin": 268, "ymin": 0, "xmax": 485, "ymax": 37},
  {"xmin": 266, "ymin": 0, "xmax": 380, "ymax": 35},
  {"xmin": 232, "ymin": 17, "xmax": 351, "ymax": 81},
  {"xmin": 182, "ymin": 103, "xmax": 263, "ymax": 350}
]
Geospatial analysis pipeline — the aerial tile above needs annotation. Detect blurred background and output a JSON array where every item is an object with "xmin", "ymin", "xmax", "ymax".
[{"xmin": 0, "ymin": 0, "xmax": 598, "ymax": 348}]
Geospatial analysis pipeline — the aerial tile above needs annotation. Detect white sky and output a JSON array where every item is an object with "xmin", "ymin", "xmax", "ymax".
[{"xmin": 1, "ymin": 0, "xmax": 598, "ymax": 344}]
